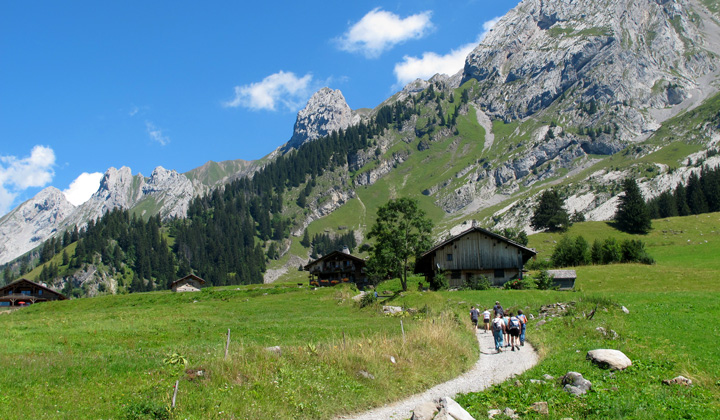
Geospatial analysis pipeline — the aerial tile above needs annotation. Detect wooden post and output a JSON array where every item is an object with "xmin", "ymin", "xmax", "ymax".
[
  {"xmin": 400, "ymin": 320, "xmax": 405, "ymax": 343},
  {"xmin": 225, "ymin": 328, "xmax": 231, "ymax": 360},
  {"xmin": 171, "ymin": 380, "xmax": 179, "ymax": 408},
  {"xmin": 342, "ymin": 331, "xmax": 346, "ymax": 349}
]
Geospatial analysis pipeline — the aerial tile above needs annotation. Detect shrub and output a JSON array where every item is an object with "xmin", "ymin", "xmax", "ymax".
[
  {"xmin": 358, "ymin": 292, "xmax": 377, "ymax": 308},
  {"xmin": 534, "ymin": 270, "xmax": 554, "ymax": 290},
  {"xmin": 429, "ymin": 271, "xmax": 449, "ymax": 291},
  {"xmin": 464, "ymin": 274, "xmax": 491, "ymax": 290}
]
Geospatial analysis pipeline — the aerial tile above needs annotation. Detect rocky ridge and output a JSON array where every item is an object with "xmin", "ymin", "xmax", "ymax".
[{"xmin": 286, "ymin": 87, "xmax": 360, "ymax": 150}]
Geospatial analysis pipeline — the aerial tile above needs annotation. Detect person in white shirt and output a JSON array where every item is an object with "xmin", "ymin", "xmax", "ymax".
[{"xmin": 482, "ymin": 308, "xmax": 491, "ymax": 334}]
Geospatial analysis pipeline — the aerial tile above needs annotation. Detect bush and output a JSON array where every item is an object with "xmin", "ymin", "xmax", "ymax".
[
  {"xmin": 464, "ymin": 274, "xmax": 491, "ymax": 290},
  {"xmin": 429, "ymin": 271, "xmax": 448, "ymax": 291},
  {"xmin": 503, "ymin": 277, "xmax": 535, "ymax": 290},
  {"xmin": 534, "ymin": 270, "xmax": 554, "ymax": 290},
  {"xmin": 358, "ymin": 292, "xmax": 377, "ymax": 308}
]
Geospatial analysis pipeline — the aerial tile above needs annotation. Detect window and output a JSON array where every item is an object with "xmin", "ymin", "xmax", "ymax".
[
  {"xmin": 21, "ymin": 290, "xmax": 31, "ymax": 296},
  {"xmin": 447, "ymin": 254, "xmax": 453, "ymax": 262},
  {"xmin": 494, "ymin": 269, "xmax": 505, "ymax": 279},
  {"xmin": 38, "ymin": 290, "xmax": 43, "ymax": 295}
]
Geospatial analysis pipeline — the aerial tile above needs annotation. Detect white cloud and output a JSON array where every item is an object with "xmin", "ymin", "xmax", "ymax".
[
  {"xmin": 0, "ymin": 145, "xmax": 56, "ymax": 215},
  {"xmin": 63, "ymin": 172, "xmax": 103, "ymax": 206},
  {"xmin": 224, "ymin": 71, "xmax": 315, "ymax": 111},
  {"xmin": 393, "ymin": 16, "xmax": 501, "ymax": 87},
  {"xmin": 146, "ymin": 121, "xmax": 170, "ymax": 146},
  {"xmin": 337, "ymin": 8, "xmax": 433, "ymax": 58}
]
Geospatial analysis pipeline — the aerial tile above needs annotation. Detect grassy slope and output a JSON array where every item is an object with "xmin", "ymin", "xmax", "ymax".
[
  {"xmin": 0, "ymin": 285, "xmax": 476, "ymax": 419},
  {"xmin": 4, "ymin": 214, "xmax": 720, "ymax": 419}
]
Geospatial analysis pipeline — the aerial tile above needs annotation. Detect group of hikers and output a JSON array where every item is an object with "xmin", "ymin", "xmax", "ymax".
[{"xmin": 470, "ymin": 301, "xmax": 527, "ymax": 352}]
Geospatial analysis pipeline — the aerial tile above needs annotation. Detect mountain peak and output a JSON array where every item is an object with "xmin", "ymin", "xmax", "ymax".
[{"xmin": 286, "ymin": 87, "xmax": 359, "ymax": 150}]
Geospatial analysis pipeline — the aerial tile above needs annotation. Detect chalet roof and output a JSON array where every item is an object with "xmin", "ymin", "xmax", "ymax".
[
  {"xmin": 546, "ymin": 269, "xmax": 577, "ymax": 279},
  {"xmin": 304, "ymin": 250, "xmax": 366, "ymax": 270},
  {"xmin": 0, "ymin": 278, "xmax": 67, "ymax": 300},
  {"xmin": 420, "ymin": 226, "xmax": 537, "ymax": 258},
  {"xmin": 170, "ymin": 274, "xmax": 206, "ymax": 287}
]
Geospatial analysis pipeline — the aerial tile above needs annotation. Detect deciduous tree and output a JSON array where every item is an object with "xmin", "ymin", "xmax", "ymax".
[{"xmin": 367, "ymin": 198, "xmax": 433, "ymax": 291}]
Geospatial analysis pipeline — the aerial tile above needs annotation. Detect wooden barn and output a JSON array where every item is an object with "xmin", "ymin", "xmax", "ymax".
[
  {"xmin": 0, "ymin": 278, "xmax": 67, "ymax": 307},
  {"xmin": 170, "ymin": 274, "xmax": 206, "ymax": 292},
  {"xmin": 305, "ymin": 248, "xmax": 367, "ymax": 288},
  {"xmin": 415, "ymin": 227, "xmax": 537, "ymax": 288},
  {"xmin": 546, "ymin": 269, "xmax": 577, "ymax": 290}
]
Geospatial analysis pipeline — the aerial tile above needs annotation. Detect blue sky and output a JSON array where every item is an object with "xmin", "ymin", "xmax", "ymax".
[{"xmin": 0, "ymin": 0, "xmax": 518, "ymax": 216}]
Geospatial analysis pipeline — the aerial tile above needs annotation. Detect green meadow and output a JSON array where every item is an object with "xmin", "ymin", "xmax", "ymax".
[{"xmin": 2, "ymin": 214, "xmax": 720, "ymax": 419}]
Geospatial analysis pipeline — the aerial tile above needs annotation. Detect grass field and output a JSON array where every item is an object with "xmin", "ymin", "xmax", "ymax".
[{"xmin": 3, "ymin": 214, "xmax": 720, "ymax": 419}]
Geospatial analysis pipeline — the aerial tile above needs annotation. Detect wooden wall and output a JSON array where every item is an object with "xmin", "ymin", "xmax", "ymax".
[{"xmin": 431, "ymin": 231, "xmax": 525, "ymax": 271}]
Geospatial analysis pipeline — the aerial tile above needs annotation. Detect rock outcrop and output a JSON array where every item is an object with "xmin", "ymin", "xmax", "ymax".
[
  {"xmin": 0, "ymin": 187, "xmax": 76, "ymax": 265},
  {"xmin": 462, "ymin": 0, "xmax": 717, "ymax": 138},
  {"xmin": 286, "ymin": 88, "xmax": 360, "ymax": 150}
]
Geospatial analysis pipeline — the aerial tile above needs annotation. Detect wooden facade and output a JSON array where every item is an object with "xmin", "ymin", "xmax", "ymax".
[
  {"xmin": 415, "ymin": 227, "xmax": 537, "ymax": 288},
  {"xmin": 0, "ymin": 278, "xmax": 67, "ymax": 307},
  {"xmin": 546, "ymin": 270, "xmax": 576, "ymax": 290},
  {"xmin": 171, "ymin": 274, "xmax": 206, "ymax": 292},
  {"xmin": 305, "ymin": 250, "xmax": 367, "ymax": 288}
]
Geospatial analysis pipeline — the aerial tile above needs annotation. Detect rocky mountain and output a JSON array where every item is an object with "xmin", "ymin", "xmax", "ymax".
[
  {"xmin": 0, "ymin": 166, "xmax": 199, "ymax": 265},
  {"xmin": 5, "ymin": 0, "xmax": 720, "ymax": 288},
  {"xmin": 285, "ymin": 87, "xmax": 360, "ymax": 150},
  {"xmin": 463, "ymin": 0, "xmax": 719, "ymax": 138},
  {"xmin": 0, "ymin": 187, "xmax": 76, "ymax": 265}
]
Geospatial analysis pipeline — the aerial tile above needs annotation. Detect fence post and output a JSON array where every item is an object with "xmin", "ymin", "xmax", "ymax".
[
  {"xmin": 225, "ymin": 328, "xmax": 231, "ymax": 359},
  {"xmin": 171, "ymin": 380, "xmax": 179, "ymax": 408},
  {"xmin": 401, "ymin": 320, "xmax": 405, "ymax": 344}
]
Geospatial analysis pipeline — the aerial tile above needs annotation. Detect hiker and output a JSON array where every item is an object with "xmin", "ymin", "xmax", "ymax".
[
  {"xmin": 470, "ymin": 306, "xmax": 480, "ymax": 331},
  {"xmin": 492, "ymin": 313, "xmax": 505, "ymax": 352},
  {"xmin": 507, "ymin": 312, "xmax": 521, "ymax": 351},
  {"xmin": 503, "ymin": 311, "xmax": 510, "ymax": 347},
  {"xmin": 517, "ymin": 309, "xmax": 528, "ymax": 346},
  {"xmin": 493, "ymin": 301, "xmax": 504, "ymax": 317},
  {"xmin": 482, "ymin": 307, "xmax": 491, "ymax": 333}
]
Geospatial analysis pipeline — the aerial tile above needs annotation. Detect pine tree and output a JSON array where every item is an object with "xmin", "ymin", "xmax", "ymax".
[
  {"xmin": 300, "ymin": 229, "xmax": 311, "ymax": 248},
  {"xmin": 531, "ymin": 189, "xmax": 570, "ymax": 232},
  {"xmin": 614, "ymin": 178, "xmax": 651, "ymax": 234}
]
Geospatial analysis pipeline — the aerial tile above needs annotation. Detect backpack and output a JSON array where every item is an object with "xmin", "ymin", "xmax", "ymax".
[
  {"xmin": 492, "ymin": 318, "xmax": 504, "ymax": 332},
  {"xmin": 509, "ymin": 316, "xmax": 520, "ymax": 329}
]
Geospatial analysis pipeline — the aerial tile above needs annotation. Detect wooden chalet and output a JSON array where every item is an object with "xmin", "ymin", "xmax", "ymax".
[
  {"xmin": 546, "ymin": 269, "xmax": 577, "ymax": 290},
  {"xmin": 305, "ymin": 248, "xmax": 367, "ymax": 288},
  {"xmin": 170, "ymin": 274, "xmax": 206, "ymax": 292},
  {"xmin": 0, "ymin": 278, "xmax": 67, "ymax": 307},
  {"xmin": 415, "ymin": 227, "xmax": 537, "ymax": 288}
]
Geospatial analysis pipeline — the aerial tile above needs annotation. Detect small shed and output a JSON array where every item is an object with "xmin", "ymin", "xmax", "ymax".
[
  {"xmin": 0, "ymin": 278, "xmax": 67, "ymax": 307},
  {"xmin": 546, "ymin": 269, "xmax": 576, "ymax": 290},
  {"xmin": 171, "ymin": 274, "xmax": 206, "ymax": 292}
]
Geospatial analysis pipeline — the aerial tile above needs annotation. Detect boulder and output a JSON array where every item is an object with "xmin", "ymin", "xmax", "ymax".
[
  {"xmin": 621, "ymin": 306, "xmax": 630, "ymax": 314},
  {"xmin": 411, "ymin": 401, "xmax": 437, "ymax": 420},
  {"xmin": 264, "ymin": 346, "xmax": 282, "ymax": 356},
  {"xmin": 438, "ymin": 397, "xmax": 475, "ymax": 420},
  {"xmin": 662, "ymin": 375, "xmax": 692, "ymax": 386},
  {"xmin": 562, "ymin": 372, "xmax": 592, "ymax": 396},
  {"xmin": 357, "ymin": 370, "xmax": 375, "ymax": 380},
  {"xmin": 383, "ymin": 305, "xmax": 403, "ymax": 314},
  {"xmin": 542, "ymin": 374, "xmax": 555, "ymax": 381},
  {"xmin": 531, "ymin": 401, "xmax": 549, "ymax": 415},
  {"xmin": 586, "ymin": 349, "xmax": 632, "ymax": 370}
]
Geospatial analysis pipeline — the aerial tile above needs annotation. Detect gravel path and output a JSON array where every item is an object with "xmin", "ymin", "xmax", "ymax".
[{"xmin": 335, "ymin": 330, "xmax": 539, "ymax": 420}]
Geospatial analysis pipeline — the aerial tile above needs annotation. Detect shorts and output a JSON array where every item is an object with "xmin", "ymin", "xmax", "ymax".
[
  {"xmin": 483, "ymin": 319, "xmax": 490, "ymax": 324},
  {"xmin": 472, "ymin": 319, "xmax": 478, "ymax": 326},
  {"xmin": 509, "ymin": 327, "xmax": 520, "ymax": 337}
]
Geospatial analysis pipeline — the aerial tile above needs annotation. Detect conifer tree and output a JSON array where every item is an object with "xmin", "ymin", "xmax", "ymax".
[
  {"xmin": 614, "ymin": 178, "xmax": 651, "ymax": 234},
  {"xmin": 531, "ymin": 189, "xmax": 570, "ymax": 232}
]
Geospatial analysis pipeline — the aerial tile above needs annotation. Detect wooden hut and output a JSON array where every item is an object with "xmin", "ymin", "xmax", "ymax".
[
  {"xmin": 305, "ymin": 248, "xmax": 367, "ymax": 288},
  {"xmin": 170, "ymin": 274, "xmax": 206, "ymax": 292},
  {"xmin": 415, "ymin": 227, "xmax": 537, "ymax": 288},
  {"xmin": 546, "ymin": 269, "xmax": 576, "ymax": 290},
  {"xmin": 0, "ymin": 278, "xmax": 67, "ymax": 307}
]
